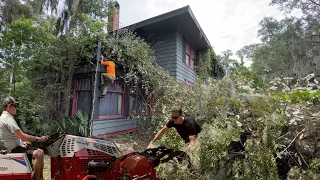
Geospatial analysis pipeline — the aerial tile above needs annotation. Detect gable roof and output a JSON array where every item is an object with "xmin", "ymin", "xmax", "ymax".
[{"xmin": 125, "ymin": 6, "xmax": 212, "ymax": 51}]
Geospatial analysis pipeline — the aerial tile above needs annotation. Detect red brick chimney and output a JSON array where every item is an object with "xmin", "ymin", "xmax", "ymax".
[{"xmin": 108, "ymin": 1, "xmax": 120, "ymax": 32}]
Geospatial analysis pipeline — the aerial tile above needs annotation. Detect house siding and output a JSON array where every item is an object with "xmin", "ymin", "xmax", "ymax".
[
  {"xmin": 176, "ymin": 29, "xmax": 197, "ymax": 84},
  {"xmin": 92, "ymin": 118, "xmax": 137, "ymax": 136},
  {"xmin": 145, "ymin": 29, "xmax": 178, "ymax": 80}
]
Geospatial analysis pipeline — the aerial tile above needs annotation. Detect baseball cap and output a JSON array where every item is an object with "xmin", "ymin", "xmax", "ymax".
[
  {"xmin": 171, "ymin": 105, "xmax": 182, "ymax": 117},
  {"xmin": 3, "ymin": 96, "xmax": 19, "ymax": 107}
]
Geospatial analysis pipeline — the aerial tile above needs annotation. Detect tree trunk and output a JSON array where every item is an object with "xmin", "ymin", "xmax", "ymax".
[
  {"xmin": 290, "ymin": 47, "xmax": 299, "ymax": 78},
  {"xmin": 9, "ymin": 71, "xmax": 13, "ymax": 93},
  {"xmin": 56, "ymin": 86, "xmax": 61, "ymax": 118},
  {"xmin": 57, "ymin": 69, "xmax": 66, "ymax": 118},
  {"xmin": 64, "ymin": 60, "xmax": 75, "ymax": 117},
  {"xmin": 70, "ymin": 0, "xmax": 80, "ymax": 15}
]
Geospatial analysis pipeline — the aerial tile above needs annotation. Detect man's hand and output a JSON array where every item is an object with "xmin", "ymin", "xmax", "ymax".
[
  {"xmin": 22, "ymin": 141, "xmax": 31, "ymax": 148},
  {"xmin": 21, "ymin": 142, "xmax": 31, "ymax": 148},
  {"xmin": 37, "ymin": 136, "xmax": 49, "ymax": 143},
  {"xmin": 147, "ymin": 141, "xmax": 155, "ymax": 149},
  {"xmin": 183, "ymin": 136, "xmax": 196, "ymax": 153},
  {"xmin": 147, "ymin": 126, "xmax": 169, "ymax": 149}
]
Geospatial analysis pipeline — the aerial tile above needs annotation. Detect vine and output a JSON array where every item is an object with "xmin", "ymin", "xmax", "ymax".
[{"xmin": 198, "ymin": 49, "xmax": 225, "ymax": 79}]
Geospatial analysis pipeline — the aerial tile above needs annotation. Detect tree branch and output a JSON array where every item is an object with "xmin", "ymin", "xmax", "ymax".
[
  {"xmin": 298, "ymin": 150, "xmax": 309, "ymax": 168},
  {"xmin": 308, "ymin": 0, "xmax": 320, "ymax": 6},
  {"xmin": 305, "ymin": 34, "xmax": 320, "ymax": 38},
  {"xmin": 277, "ymin": 132, "xmax": 291, "ymax": 140},
  {"xmin": 278, "ymin": 128, "xmax": 305, "ymax": 157}
]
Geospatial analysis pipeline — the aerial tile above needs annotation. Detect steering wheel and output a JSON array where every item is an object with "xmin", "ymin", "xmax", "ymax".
[{"xmin": 43, "ymin": 132, "xmax": 66, "ymax": 146}]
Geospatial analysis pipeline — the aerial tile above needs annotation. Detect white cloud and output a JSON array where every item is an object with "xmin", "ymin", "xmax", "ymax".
[{"xmin": 116, "ymin": 0, "xmax": 288, "ymax": 62}]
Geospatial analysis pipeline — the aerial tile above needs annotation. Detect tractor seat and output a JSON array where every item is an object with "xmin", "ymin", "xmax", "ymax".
[
  {"xmin": 0, "ymin": 141, "xmax": 6, "ymax": 150},
  {"xmin": 0, "ymin": 142, "xmax": 8, "ymax": 155}
]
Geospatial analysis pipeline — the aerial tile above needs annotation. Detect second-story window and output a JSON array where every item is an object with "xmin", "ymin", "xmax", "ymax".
[{"xmin": 186, "ymin": 41, "xmax": 195, "ymax": 69}]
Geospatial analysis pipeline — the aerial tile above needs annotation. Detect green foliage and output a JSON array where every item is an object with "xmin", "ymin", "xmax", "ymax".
[
  {"xmin": 13, "ymin": 80, "xmax": 48, "ymax": 135},
  {"xmin": 197, "ymin": 49, "xmax": 213, "ymax": 78},
  {"xmin": 0, "ymin": 0, "xmax": 111, "ymax": 130},
  {"xmin": 287, "ymin": 166, "xmax": 320, "ymax": 180},
  {"xmin": 154, "ymin": 72, "xmax": 290, "ymax": 179},
  {"xmin": 197, "ymin": 124, "xmax": 239, "ymax": 173},
  {"xmin": 270, "ymin": 0, "xmax": 320, "ymax": 18},
  {"xmin": 274, "ymin": 90, "xmax": 320, "ymax": 104},
  {"xmin": 236, "ymin": 44, "xmax": 261, "ymax": 66},
  {"xmin": 0, "ymin": 0, "xmax": 33, "ymax": 28},
  {"xmin": 234, "ymin": 139, "xmax": 279, "ymax": 180},
  {"xmin": 218, "ymin": 49, "xmax": 240, "ymax": 76},
  {"xmin": 239, "ymin": 0, "xmax": 320, "ymax": 80},
  {"xmin": 50, "ymin": 110, "xmax": 89, "ymax": 136},
  {"xmin": 231, "ymin": 66, "xmax": 264, "ymax": 88},
  {"xmin": 288, "ymin": 90, "xmax": 320, "ymax": 103},
  {"xmin": 197, "ymin": 49, "xmax": 224, "ymax": 79}
]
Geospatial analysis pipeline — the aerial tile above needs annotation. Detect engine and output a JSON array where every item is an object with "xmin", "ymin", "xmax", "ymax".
[{"xmin": 47, "ymin": 133, "xmax": 123, "ymax": 180}]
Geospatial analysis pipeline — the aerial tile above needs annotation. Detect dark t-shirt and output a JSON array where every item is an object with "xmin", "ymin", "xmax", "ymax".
[{"xmin": 166, "ymin": 116, "xmax": 202, "ymax": 143}]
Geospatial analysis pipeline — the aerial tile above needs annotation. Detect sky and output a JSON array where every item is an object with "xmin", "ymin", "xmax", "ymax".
[{"xmin": 116, "ymin": 0, "xmax": 287, "ymax": 61}]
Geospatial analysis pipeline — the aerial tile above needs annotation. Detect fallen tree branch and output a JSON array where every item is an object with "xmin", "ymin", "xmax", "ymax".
[
  {"xmin": 276, "ymin": 128, "xmax": 306, "ymax": 160},
  {"xmin": 277, "ymin": 132, "xmax": 291, "ymax": 140},
  {"xmin": 298, "ymin": 150, "xmax": 309, "ymax": 168},
  {"xmin": 305, "ymin": 34, "xmax": 320, "ymax": 38},
  {"xmin": 279, "ymin": 128, "xmax": 306, "ymax": 156}
]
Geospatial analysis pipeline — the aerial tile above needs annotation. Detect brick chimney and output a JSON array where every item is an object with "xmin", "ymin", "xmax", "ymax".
[{"xmin": 108, "ymin": 1, "xmax": 120, "ymax": 32}]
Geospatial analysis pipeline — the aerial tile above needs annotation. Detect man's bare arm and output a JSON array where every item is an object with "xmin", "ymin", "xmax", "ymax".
[
  {"xmin": 14, "ymin": 130, "xmax": 48, "ymax": 143},
  {"xmin": 183, "ymin": 135, "xmax": 196, "ymax": 152},
  {"xmin": 14, "ymin": 129, "xmax": 37, "ymax": 142},
  {"xmin": 147, "ymin": 126, "xmax": 169, "ymax": 148}
]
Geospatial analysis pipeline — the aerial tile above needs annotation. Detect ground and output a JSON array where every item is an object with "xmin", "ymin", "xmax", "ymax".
[{"xmin": 43, "ymin": 132, "xmax": 151, "ymax": 179}]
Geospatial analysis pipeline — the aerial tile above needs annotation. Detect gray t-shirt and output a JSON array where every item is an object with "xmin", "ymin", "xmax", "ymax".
[{"xmin": 0, "ymin": 111, "xmax": 22, "ymax": 149}]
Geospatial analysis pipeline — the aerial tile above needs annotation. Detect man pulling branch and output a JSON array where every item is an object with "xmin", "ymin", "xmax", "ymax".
[{"xmin": 147, "ymin": 105, "xmax": 202, "ymax": 153}]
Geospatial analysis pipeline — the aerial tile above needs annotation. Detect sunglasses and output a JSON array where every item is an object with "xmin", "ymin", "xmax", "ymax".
[
  {"xmin": 171, "ymin": 116, "xmax": 179, "ymax": 120},
  {"xmin": 10, "ymin": 104, "xmax": 18, "ymax": 108}
]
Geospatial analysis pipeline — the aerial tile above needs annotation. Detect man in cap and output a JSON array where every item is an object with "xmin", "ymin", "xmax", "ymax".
[
  {"xmin": 0, "ymin": 96, "xmax": 48, "ymax": 180},
  {"xmin": 147, "ymin": 105, "xmax": 202, "ymax": 152}
]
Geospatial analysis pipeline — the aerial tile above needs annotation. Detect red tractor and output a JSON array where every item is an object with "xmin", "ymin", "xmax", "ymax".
[{"xmin": 0, "ymin": 132, "xmax": 189, "ymax": 180}]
